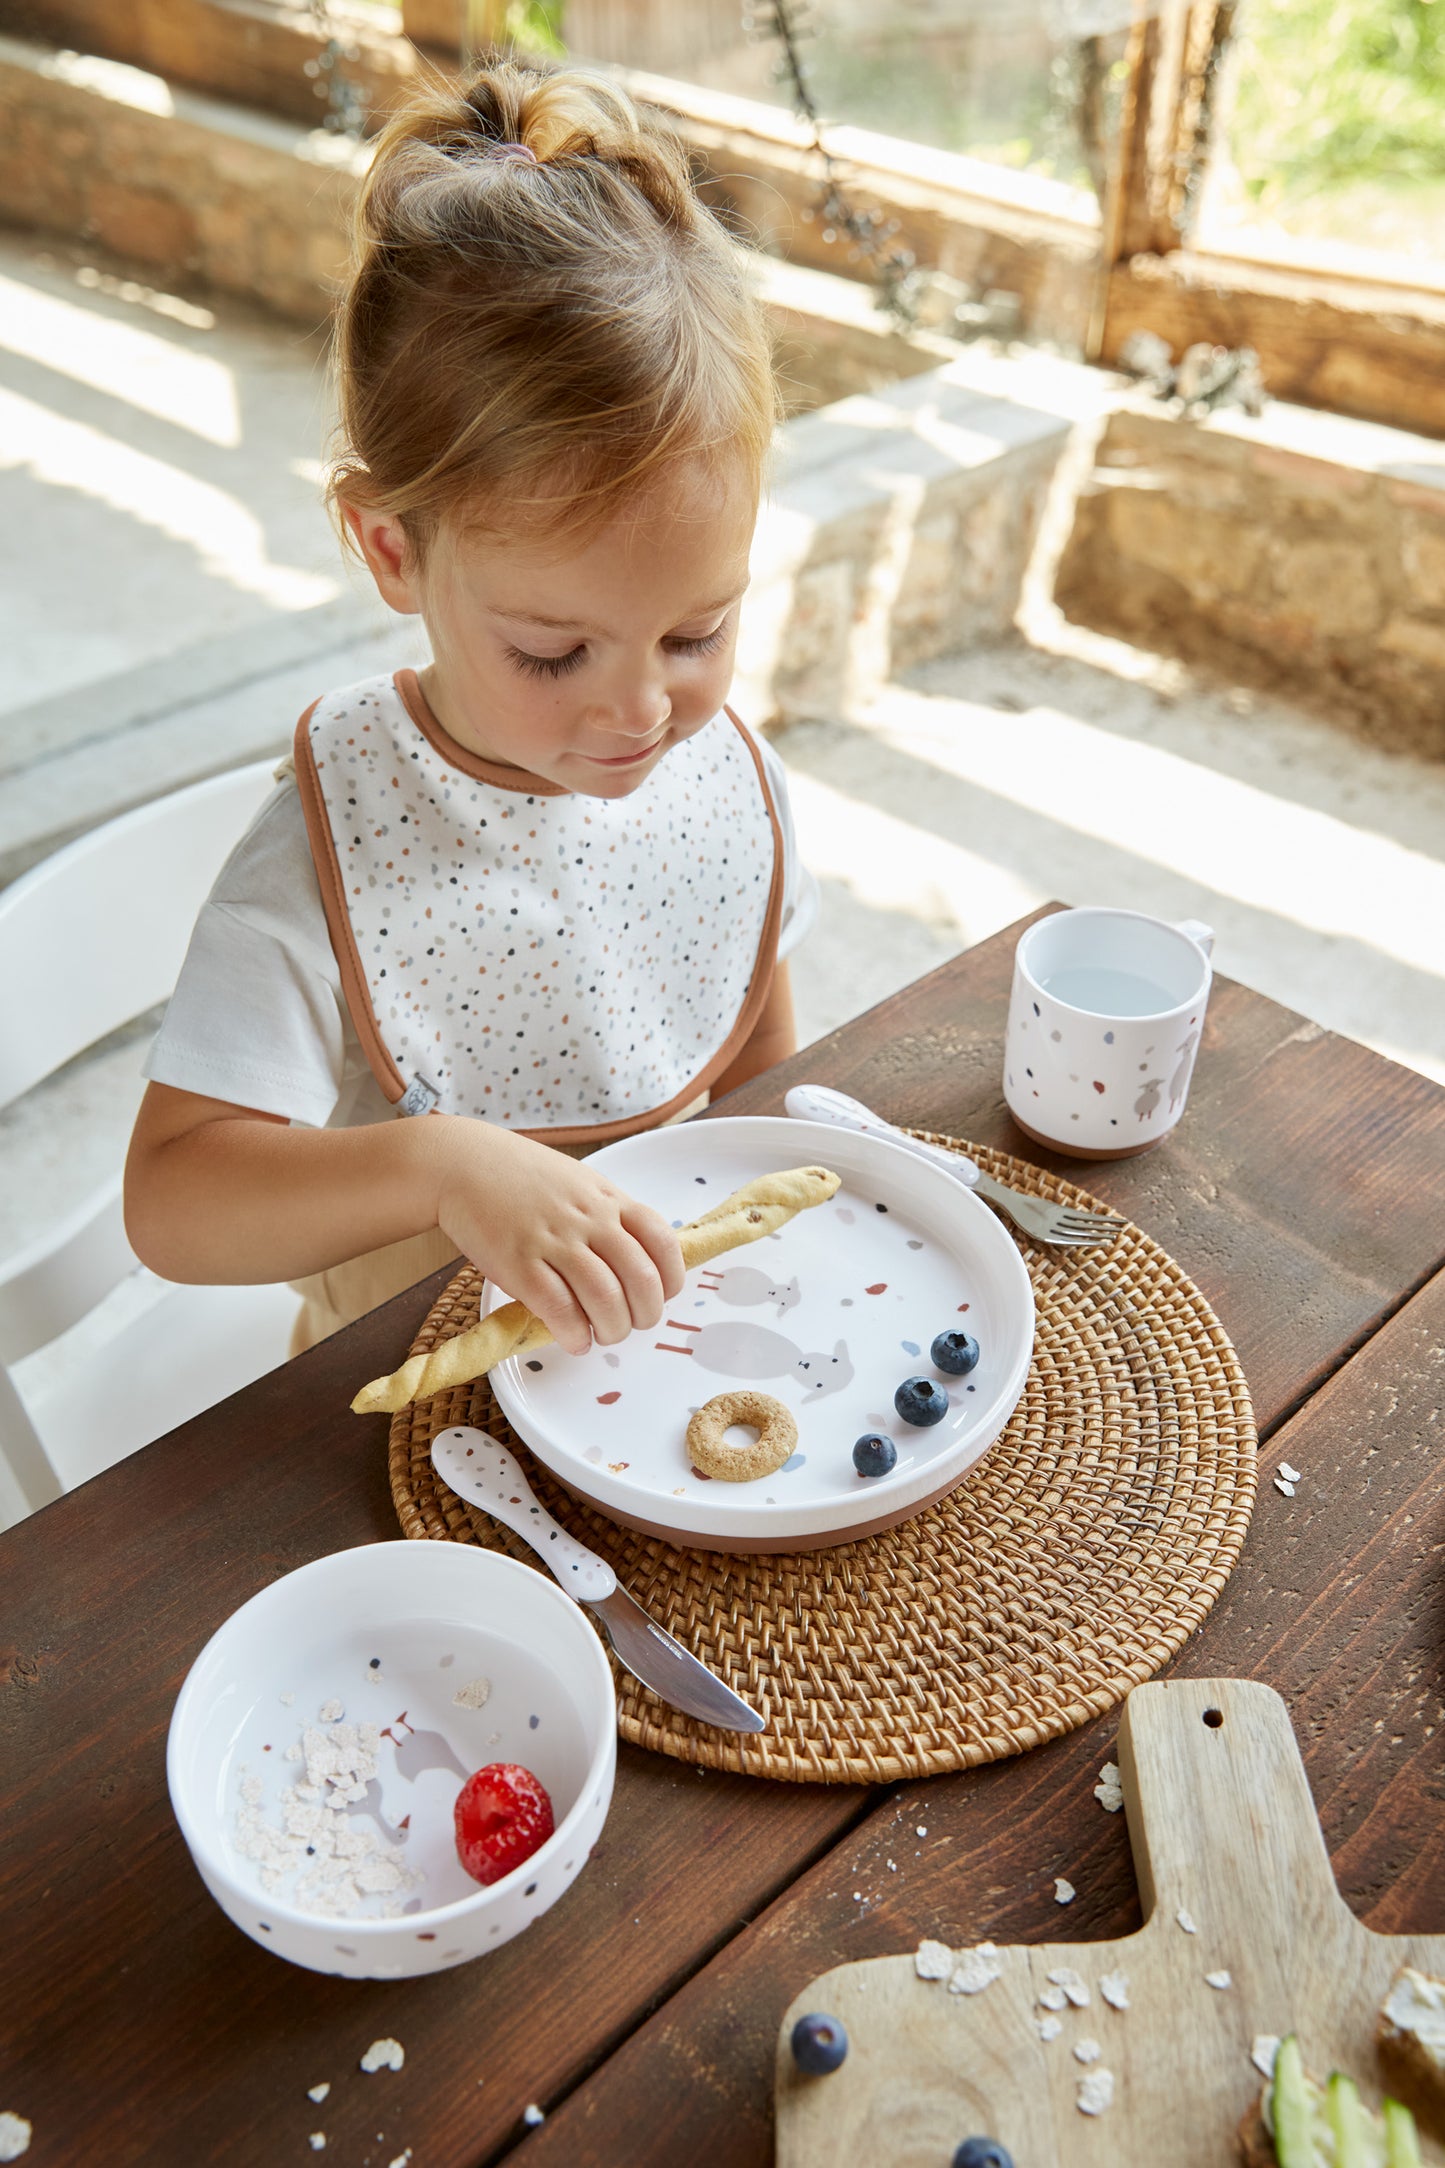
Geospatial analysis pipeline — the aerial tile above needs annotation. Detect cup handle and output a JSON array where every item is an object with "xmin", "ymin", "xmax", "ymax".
[{"xmin": 1173, "ymin": 917, "xmax": 1215, "ymax": 957}]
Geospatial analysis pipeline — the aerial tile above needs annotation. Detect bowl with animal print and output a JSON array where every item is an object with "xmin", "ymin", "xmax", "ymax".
[
  {"xmin": 167, "ymin": 1542, "xmax": 615, "ymax": 1977},
  {"xmin": 1004, "ymin": 907, "xmax": 1215, "ymax": 1160},
  {"xmin": 484, "ymin": 1116, "xmax": 1035, "ymax": 1552}
]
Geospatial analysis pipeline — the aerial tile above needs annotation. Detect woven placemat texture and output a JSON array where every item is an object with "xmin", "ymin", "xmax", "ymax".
[{"xmin": 389, "ymin": 1134, "xmax": 1256, "ymax": 1784}]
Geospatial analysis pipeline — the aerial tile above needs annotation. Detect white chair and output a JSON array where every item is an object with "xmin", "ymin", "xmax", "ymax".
[{"xmin": 0, "ymin": 763, "xmax": 300, "ymax": 1526}]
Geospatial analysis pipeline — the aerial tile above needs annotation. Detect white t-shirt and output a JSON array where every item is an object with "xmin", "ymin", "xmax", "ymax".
[{"xmin": 144, "ymin": 723, "xmax": 816, "ymax": 1132}]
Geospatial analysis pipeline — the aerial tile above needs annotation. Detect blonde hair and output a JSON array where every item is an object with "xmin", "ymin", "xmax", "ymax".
[{"xmin": 329, "ymin": 62, "xmax": 777, "ymax": 557}]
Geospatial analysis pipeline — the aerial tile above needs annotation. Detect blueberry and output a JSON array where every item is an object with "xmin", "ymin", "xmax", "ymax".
[
  {"xmin": 790, "ymin": 2013, "xmax": 848, "ymax": 2075},
  {"xmin": 931, "ymin": 1329, "xmax": 980, "ymax": 1377},
  {"xmin": 852, "ymin": 1433, "xmax": 897, "ymax": 1479},
  {"xmin": 952, "ymin": 2143, "xmax": 1013, "ymax": 2168},
  {"xmin": 894, "ymin": 1376, "xmax": 949, "ymax": 1427}
]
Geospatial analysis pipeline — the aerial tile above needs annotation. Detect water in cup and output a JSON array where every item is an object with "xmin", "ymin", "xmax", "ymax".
[{"xmin": 1040, "ymin": 965, "xmax": 1181, "ymax": 1018}]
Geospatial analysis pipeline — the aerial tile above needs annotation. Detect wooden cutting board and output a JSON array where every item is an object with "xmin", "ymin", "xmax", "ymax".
[{"xmin": 776, "ymin": 1678, "xmax": 1445, "ymax": 2165}]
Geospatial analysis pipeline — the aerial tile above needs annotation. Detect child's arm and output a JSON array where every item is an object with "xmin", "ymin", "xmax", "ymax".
[
  {"xmin": 711, "ymin": 960, "xmax": 798, "ymax": 1100},
  {"xmin": 124, "ymin": 1083, "xmax": 684, "ymax": 1356}
]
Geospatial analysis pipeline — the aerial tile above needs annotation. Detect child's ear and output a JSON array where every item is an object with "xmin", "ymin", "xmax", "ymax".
[{"xmin": 342, "ymin": 503, "xmax": 423, "ymax": 615}]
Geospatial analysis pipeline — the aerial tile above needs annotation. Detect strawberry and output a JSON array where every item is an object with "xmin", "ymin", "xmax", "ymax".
[{"xmin": 454, "ymin": 1763, "xmax": 555, "ymax": 1887}]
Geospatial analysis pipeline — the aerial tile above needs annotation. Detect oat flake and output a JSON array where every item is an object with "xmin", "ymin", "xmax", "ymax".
[
  {"xmin": 1099, "ymin": 1971, "xmax": 1130, "ymax": 2011},
  {"xmin": 1278, "ymin": 1463, "xmax": 1301, "ymax": 1485},
  {"xmin": 523, "ymin": 2105, "xmax": 546, "ymax": 2127},
  {"xmin": 1274, "ymin": 1476, "xmax": 1297, "ymax": 1498},
  {"xmin": 1037, "ymin": 2015, "xmax": 1063, "ymax": 2042},
  {"xmin": 1251, "ymin": 2036, "xmax": 1281, "ymax": 2078},
  {"xmin": 308, "ymin": 2084, "xmax": 330, "ymax": 2104},
  {"xmin": 318, "ymin": 1699, "xmax": 344, "ymax": 1723},
  {"xmin": 1077, "ymin": 2069, "xmax": 1115, "ymax": 2117},
  {"xmin": 1206, "ymin": 1970, "xmax": 1233, "ymax": 1990},
  {"xmin": 949, "ymin": 1944, "xmax": 1002, "ymax": 1996},
  {"xmin": 452, "ymin": 1677, "xmax": 492, "ymax": 1710},
  {"xmin": 1053, "ymin": 1876, "xmax": 1076, "ymax": 1905},
  {"xmin": 309, "ymin": 2139, "xmax": 326, "ymax": 2153},
  {"xmin": 914, "ymin": 1939, "xmax": 953, "ymax": 1981},
  {"xmin": 1073, "ymin": 2039, "xmax": 1102, "ymax": 2064},
  {"xmin": 0, "ymin": 2114, "xmax": 31, "ymax": 2162},
  {"xmin": 1048, "ymin": 1966, "xmax": 1090, "ymax": 2009},
  {"xmin": 1038, "ymin": 1986, "xmax": 1069, "ymax": 2012},
  {"xmin": 1176, "ymin": 1907, "xmax": 1198, "ymax": 1934},
  {"xmin": 360, "ymin": 2038, "xmax": 405, "ymax": 2074}
]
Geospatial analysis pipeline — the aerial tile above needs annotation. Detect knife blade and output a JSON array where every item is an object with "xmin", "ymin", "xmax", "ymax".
[{"xmin": 430, "ymin": 1426, "xmax": 765, "ymax": 1735}]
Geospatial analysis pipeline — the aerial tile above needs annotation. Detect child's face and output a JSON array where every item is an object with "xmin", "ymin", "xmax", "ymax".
[{"xmin": 348, "ymin": 456, "xmax": 757, "ymax": 798}]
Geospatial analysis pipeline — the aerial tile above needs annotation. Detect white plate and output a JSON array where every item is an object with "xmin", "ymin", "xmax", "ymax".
[{"xmin": 487, "ymin": 1117, "xmax": 1035, "ymax": 1550}]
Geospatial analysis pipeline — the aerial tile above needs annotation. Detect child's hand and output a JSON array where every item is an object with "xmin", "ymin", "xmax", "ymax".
[{"xmin": 432, "ymin": 1121, "xmax": 685, "ymax": 1357}]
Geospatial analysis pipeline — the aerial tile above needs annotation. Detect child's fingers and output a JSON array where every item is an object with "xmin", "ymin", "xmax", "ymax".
[
  {"xmin": 559, "ymin": 1245, "xmax": 636, "ymax": 1348},
  {"xmin": 620, "ymin": 1200, "xmax": 686, "ymax": 1301},
  {"xmin": 592, "ymin": 1223, "xmax": 667, "ymax": 1335},
  {"xmin": 519, "ymin": 1260, "xmax": 593, "ymax": 1359}
]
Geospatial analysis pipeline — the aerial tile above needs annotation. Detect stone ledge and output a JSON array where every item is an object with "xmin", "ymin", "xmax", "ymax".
[{"xmin": 1054, "ymin": 394, "xmax": 1445, "ymax": 761}]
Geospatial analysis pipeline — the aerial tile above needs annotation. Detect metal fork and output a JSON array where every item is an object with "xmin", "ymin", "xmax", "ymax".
[{"xmin": 783, "ymin": 1084, "xmax": 1126, "ymax": 1250}]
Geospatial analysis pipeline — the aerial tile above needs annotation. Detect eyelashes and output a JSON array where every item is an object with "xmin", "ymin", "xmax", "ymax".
[{"xmin": 506, "ymin": 624, "xmax": 732, "ymax": 680}]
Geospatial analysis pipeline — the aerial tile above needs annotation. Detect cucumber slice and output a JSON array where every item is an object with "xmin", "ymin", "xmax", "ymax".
[
  {"xmin": 1326, "ymin": 2072, "xmax": 1369, "ymax": 2167},
  {"xmin": 1382, "ymin": 2098, "xmax": 1423, "ymax": 2168},
  {"xmin": 1271, "ymin": 2037, "xmax": 1315, "ymax": 2168}
]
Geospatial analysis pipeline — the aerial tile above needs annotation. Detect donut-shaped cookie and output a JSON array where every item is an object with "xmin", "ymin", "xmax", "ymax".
[{"xmin": 686, "ymin": 1391, "xmax": 799, "ymax": 1483}]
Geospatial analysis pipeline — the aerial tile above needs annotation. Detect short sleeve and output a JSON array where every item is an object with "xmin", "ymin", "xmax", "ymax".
[
  {"xmin": 142, "ymin": 779, "xmax": 355, "ymax": 1127},
  {"xmin": 755, "ymin": 735, "xmax": 818, "ymax": 962}
]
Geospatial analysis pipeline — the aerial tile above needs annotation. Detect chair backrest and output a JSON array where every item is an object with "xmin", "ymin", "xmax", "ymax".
[
  {"xmin": 0, "ymin": 760, "xmax": 279, "ymax": 1108},
  {"xmin": 0, "ymin": 760, "xmax": 280, "ymax": 1367}
]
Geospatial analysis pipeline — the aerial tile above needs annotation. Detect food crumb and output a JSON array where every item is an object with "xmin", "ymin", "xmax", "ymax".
[
  {"xmin": 388, "ymin": 2152, "xmax": 413, "ymax": 2168},
  {"xmin": 309, "ymin": 2139, "xmax": 325, "ymax": 2154},
  {"xmin": 1278, "ymin": 1462, "xmax": 1301, "ymax": 1485},
  {"xmin": 318, "ymin": 1699, "xmax": 344, "ymax": 1723},
  {"xmin": 523, "ymin": 2105, "xmax": 545, "ymax": 2127},
  {"xmin": 360, "ymin": 2038, "xmax": 404, "ymax": 2074},
  {"xmin": 1048, "ymin": 1967, "xmax": 1090, "ymax": 2009},
  {"xmin": 1037, "ymin": 2015, "xmax": 1063, "ymax": 2042},
  {"xmin": 915, "ymin": 1825, "xmax": 927, "ymax": 1837},
  {"xmin": 1093, "ymin": 1761, "xmax": 1124, "ymax": 1813},
  {"xmin": 1206, "ymin": 1970, "xmax": 1233, "ymax": 1991},
  {"xmin": 1053, "ymin": 1876, "xmax": 1076, "ymax": 1905},
  {"xmin": 0, "ymin": 2114, "xmax": 32, "ymax": 2162},
  {"xmin": 914, "ymin": 1939, "xmax": 953, "ymax": 1981},
  {"xmin": 1251, "ymin": 2036, "xmax": 1280, "ymax": 2078},
  {"xmin": 1073, "ymin": 2039, "xmax": 1102, "ymax": 2065},
  {"xmin": 307, "ymin": 2084, "xmax": 330, "ymax": 2104},
  {"xmin": 1176, "ymin": 1907, "xmax": 1198, "ymax": 1934},
  {"xmin": 280, "ymin": 1691, "xmax": 296, "ymax": 1707},
  {"xmin": 1099, "ymin": 1971, "xmax": 1130, "ymax": 2011},
  {"xmin": 452, "ymin": 1677, "xmax": 492, "ymax": 1710},
  {"xmin": 1077, "ymin": 2069, "xmax": 1115, "ymax": 2117},
  {"xmin": 949, "ymin": 1944, "xmax": 1002, "ymax": 1996},
  {"xmin": 1274, "ymin": 1476, "xmax": 1296, "ymax": 1497},
  {"xmin": 1038, "ymin": 1986, "xmax": 1069, "ymax": 2012}
]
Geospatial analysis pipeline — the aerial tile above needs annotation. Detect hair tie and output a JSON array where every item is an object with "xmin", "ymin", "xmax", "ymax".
[{"xmin": 485, "ymin": 141, "xmax": 537, "ymax": 164}]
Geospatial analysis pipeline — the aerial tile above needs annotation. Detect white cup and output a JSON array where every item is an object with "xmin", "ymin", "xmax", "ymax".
[{"xmin": 1003, "ymin": 908, "xmax": 1215, "ymax": 1159}]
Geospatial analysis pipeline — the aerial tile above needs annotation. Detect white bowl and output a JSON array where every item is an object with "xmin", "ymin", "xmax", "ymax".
[
  {"xmin": 489, "ymin": 1117, "xmax": 1036, "ymax": 1551},
  {"xmin": 167, "ymin": 1543, "xmax": 615, "ymax": 1978}
]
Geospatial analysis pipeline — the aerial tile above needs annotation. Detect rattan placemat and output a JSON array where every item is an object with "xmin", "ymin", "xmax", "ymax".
[{"xmin": 389, "ymin": 1133, "xmax": 1256, "ymax": 1784}]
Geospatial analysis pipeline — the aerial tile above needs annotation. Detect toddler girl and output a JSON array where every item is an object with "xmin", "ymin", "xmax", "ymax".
[{"xmin": 125, "ymin": 62, "xmax": 812, "ymax": 1359}]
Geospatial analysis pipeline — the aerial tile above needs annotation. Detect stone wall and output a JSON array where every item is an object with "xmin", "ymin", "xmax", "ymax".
[{"xmin": 1054, "ymin": 399, "xmax": 1445, "ymax": 761}]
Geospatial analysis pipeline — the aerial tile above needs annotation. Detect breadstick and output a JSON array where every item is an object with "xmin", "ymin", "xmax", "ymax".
[{"xmin": 351, "ymin": 1164, "xmax": 840, "ymax": 1414}]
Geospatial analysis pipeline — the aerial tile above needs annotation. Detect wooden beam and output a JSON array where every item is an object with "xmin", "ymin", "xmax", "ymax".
[{"xmin": 1104, "ymin": 248, "xmax": 1445, "ymax": 439}]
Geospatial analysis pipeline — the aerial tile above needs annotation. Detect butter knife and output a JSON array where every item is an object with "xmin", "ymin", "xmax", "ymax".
[{"xmin": 431, "ymin": 1426, "xmax": 765, "ymax": 1734}]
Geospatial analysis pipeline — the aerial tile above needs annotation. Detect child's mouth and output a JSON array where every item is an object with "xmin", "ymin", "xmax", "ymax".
[{"xmin": 583, "ymin": 738, "xmax": 666, "ymax": 768}]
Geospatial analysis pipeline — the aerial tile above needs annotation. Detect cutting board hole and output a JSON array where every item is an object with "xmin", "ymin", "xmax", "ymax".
[{"xmin": 1202, "ymin": 1707, "xmax": 1224, "ymax": 1728}]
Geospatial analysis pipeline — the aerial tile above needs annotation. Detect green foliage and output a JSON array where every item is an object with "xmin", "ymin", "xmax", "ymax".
[{"xmin": 1232, "ymin": 0, "xmax": 1445, "ymax": 196}]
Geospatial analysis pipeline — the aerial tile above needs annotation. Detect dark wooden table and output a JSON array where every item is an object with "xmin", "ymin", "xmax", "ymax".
[{"xmin": 4, "ymin": 911, "xmax": 1444, "ymax": 2167}]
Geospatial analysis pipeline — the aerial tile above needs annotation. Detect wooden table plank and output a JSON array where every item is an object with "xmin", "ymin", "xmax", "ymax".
[
  {"xmin": 3, "ymin": 916, "xmax": 1442, "ymax": 2167},
  {"xmin": 518, "ymin": 1267, "xmax": 1445, "ymax": 2165}
]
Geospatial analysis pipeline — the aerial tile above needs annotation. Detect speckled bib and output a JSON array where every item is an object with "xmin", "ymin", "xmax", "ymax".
[{"xmin": 295, "ymin": 671, "xmax": 782, "ymax": 1142}]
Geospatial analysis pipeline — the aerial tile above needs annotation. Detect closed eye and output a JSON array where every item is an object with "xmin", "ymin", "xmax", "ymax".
[
  {"xmin": 508, "ymin": 645, "xmax": 586, "ymax": 679},
  {"xmin": 665, "ymin": 625, "xmax": 731, "ymax": 658}
]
